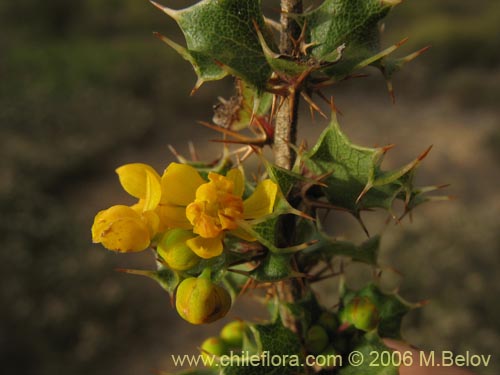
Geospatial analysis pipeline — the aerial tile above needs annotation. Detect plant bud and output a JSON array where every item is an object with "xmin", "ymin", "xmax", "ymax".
[
  {"xmin": 340, "ymin": 296, "xmax": 379, "ymax": 332},
  {"xmin": 318, "ymin": 345, "xmax": 339, "ymax": 369},
  {"xmin": 175, "ymin": 273, "xmax": 231, "ymax": 324},
  {"xmin": 305, "ymin": 324, "xmax": 329, "ymax": 354},
  {"xmin": 220, "ymin": 320, "xmax": 246, "ymax": 347},
  {"xmin": 318, "ymin": 311, "xmax": 339, "ymax": 334},
  {"xmin": 157, "ymin": 229, "xmax": 199, "ymax": 271},
  {"xmin": 201, "ymin": 336, "xmax": 228, "ymax": 366}
]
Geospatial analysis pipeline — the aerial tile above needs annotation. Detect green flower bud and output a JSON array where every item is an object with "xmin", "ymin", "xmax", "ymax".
[
  {"xmin": 220, "ymin": 320, "xmax": 246, "ymax": 348},
  {"xmin": 318, "ymin": 311, "xmax": 339, "ymax": 334},
  {"xmin": 157, "ymin": 229, "xmax": 200, "ymax": 271},
  {"xmin": 305, "ymin": 324, "xmax": 329, "ymax": 354},
  {"xmin": 318, "ymin": 345, "xmax": 340, "ymax": 369},
  {"xmin": 175, "ymin": 271, "xmax": 231, "ymax": 324},
  {"xmin": 201, "ymin": 336, "xmax": 228, "ymax": 366},
  {"xmin": 340, "ymin": 296, "xmax": 379, "ymax": 332}
]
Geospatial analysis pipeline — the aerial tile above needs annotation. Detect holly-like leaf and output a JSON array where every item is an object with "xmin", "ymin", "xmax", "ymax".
[
  {"xmin": 249, "ymin": 253, "xmax": 298, "ymax": 282},
  {"xmin": 305, "ymin": 112, "xmax": 432, "ymax": 219},
  {"xmin": 341, "ymin": 283, "xmax": 421, "ymax": 339},
  {"xmin": 152, "ymin": 0, "xmax": 272, "ymax": 90},
  {"xmin": 265, "ymin": 162, "xmax": 307, "ymax": 197},
  {"xmin": 222, "ymin": 320, "xmax": 303, "ymax": 375},
  {"xmin": 302, "ymin": 0, "xmax": 401, "ymax": 77},
  {"xmin": 338, "ymin": 331, "xmax": 398, "ymax": 375},
  {"xmin": 300, "ymin": 230, "xmax": 381, "ymax": 266}
]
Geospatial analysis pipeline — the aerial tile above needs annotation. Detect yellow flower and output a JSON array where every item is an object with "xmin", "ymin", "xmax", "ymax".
[
  {"xmin": 91, "ymin": 163, "xmax": 163, "ymax": 252},
  {"xmin": 160, "ymin": 163, "xmax": 278, "ymax": 259},
  {"xmin": 92, "ymin": 162, "xmax": 278, "ymax": 257}
]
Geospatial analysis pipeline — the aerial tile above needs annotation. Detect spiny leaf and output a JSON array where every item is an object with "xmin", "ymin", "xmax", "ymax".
[
  {"xmin": 223, "ymin": 321, "xmax": 302, "ymax": 375},
  {"xmin": 300, "ymin": 229, "xmax": 381, "ymax": 266},
  {"xmin": 249, "ymin": 253, "xmax": 299, "ymax": 282},
  {"xmin": 154, "ymin": 32, "xmax": 227, "ymax": 92},
  {"xmin": 152, "ymin": 0, "xmax": 272, "ymax": 90},
  {"xmin": 302, "ymin": 0, "xmax": 400, "ymax": 69},
  {"xmin": 265, "ymin": 162, "xmax": 307, "ymax": 197},
  {"xmin": 338, "ymin": 331, "xmax": 399, "ymax": 375},
  {"xmin": 305, "ymin": 112, "xmax": 433, "ymax": 219}
]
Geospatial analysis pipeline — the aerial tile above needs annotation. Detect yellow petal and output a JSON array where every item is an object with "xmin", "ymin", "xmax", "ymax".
[
  {"xmin": 143, "ymin": 169, "xmax": 162, "ymax": 211},
  {"xmin": 157, "ymin": 204, "xmax": 192, "ymax": 229},
  {"xmin": 243, "ymin": 179, "xmax": 278, "ymax": 219},
  {"xmin": 116, "ymin": 163, "xmax": 161, "ymax": 200},
  {"xmin": 161, "ymin": 163, "xmax": 205, "ymax": 206},
  {"xmin": 92, "ymin": 205, "xmax": 140, "ymax": 242},
  {"xmin": 100, "ymin": 217, "xmax": 151, "ymax": 252},
  {"xmin": 91, "ymin": 205, "xmax": 150, "ymax": 252},
  {"xmin": 186, "ymin": 235, "xmax": 224, "ymax": 259},
  {"xmin": 142, "ymin": 210, "xmax": 160, "ymax": 236},
  {"xmin": 226, "ymin": 168, "xmax": 245, "ymax": 197}
]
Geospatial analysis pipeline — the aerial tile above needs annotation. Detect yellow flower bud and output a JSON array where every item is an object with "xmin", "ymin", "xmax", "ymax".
[
  {"xmin": 340, "ymin": 296, "xmax": 380, "ymax": 332},
  {"xmin": 157, "ymin": 229, "xmax": 200, "ymax": 271},
  {"xmin": 220, "ymin": 320, "xmax": 246, "ymax": 348},
  {"xmin": 175, "ymin": 272, "xmax": 231, "ymax": 324}
]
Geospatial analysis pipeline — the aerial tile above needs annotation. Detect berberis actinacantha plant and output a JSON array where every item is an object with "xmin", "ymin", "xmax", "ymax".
[{"xmin": 91, "ymin": 1, "xmax": 445, "ymax": 374}]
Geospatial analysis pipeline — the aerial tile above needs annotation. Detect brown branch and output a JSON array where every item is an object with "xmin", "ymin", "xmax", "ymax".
[
  {"xmin": 273, "ymin": 0, "xmax": 303, "ymax": 170},
  {"xmin": 274, "ymin": 0, "xmax": 304, "ymax": 335}
]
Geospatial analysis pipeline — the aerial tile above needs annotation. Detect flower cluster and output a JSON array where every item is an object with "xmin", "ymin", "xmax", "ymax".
[
  {"xmin": 91, "ymin": 162, "xmax": 278, "ymax": 323},
  {"xmin": 92, "ymin": 162, "xmax": 277, "ymax": 259}
]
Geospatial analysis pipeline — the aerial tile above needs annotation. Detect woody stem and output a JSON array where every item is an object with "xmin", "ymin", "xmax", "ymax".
[{"xmin": 274, "ymin": 0, "xmax": 304, "ymax": 334}]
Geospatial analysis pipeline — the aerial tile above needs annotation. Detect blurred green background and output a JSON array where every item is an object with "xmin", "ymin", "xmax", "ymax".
[{"xmin": 1, "ymin": 0, "xmax": 499, "ymax": 374}]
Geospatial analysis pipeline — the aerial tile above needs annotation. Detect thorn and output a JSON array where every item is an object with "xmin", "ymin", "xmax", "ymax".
[
  {"xmin": 168, "ymin": 145, "xmax": 189, "ymax": 163},
  {"xmin": 387, "ymin": 79, "xmax": 396, "ymax": 104},
  {"xmin": 264, "ymin": 17, "xmax": 282, "ymax": 32},
  {"xmin": 403, "ymin": 45, "xmax": 431, "ymax": 64},
  {"xmin": 190, "ymin": 79, "xmax": 204, "ymax": 96},
  {"xmin": 355, "ymin": 214, "xmax": 371, "ymax": 238},
  {"xmin": 188, "ymin": 141, "xmax": 199, "ymax": 161},
  {"xmin": 253, "ymin": 20, "xmax": 280, "ymax": 59},
  {"xmin": 149, "ymin": 0, "xmax": 179, "ymax": 19},
  {"xmin": 381, "ymin": 0, "xmax": 403, "ymax": 5},
  {"xmin": 301, "ymin": 91, "xmax": 327, "ymax": 118},
  {"xmin": 417, "ymin": 145, "xmax": 433, "ymax": 161},
  {"xmin": 381, "ymin": 144, "xmax": 396, "ymax": 153}
]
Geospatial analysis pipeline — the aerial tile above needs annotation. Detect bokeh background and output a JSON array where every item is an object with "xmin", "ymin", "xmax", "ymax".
[{"xmin": 1, "ymin": 0, "xmax": 499, "ymax": 374}]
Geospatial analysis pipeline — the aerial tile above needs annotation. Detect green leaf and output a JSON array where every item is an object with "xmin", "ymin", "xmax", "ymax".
[
  {"xmin": 265, "ymin": 162, "xmax": 307, "ymax": 197},
  {"xmin": 222, "ymin": 321, "xmax": 303, "ymax": 375},
  {"xmin": 301, "ymin": 232, "xmax": 381, "ymax": 266},
  {"xmin": 342, "ymin": 284, "xmax": 419, "ymax": 339},
  {"xmin": 249, "ymin": 253, "xmax": 297, "ymax": 282},
  {"xmin": 152, "ymin": 0, "xmax": 272, "ymax": 90},
  {"xmin": 305, "ymin": 112, "xmax": 432, "ymax": 219},
  {"xmin": 338, "ymin": 331, "xmax": 398, "ymax": 375},
  {"xmin": 302, "ymin": 0, "xmax": 401, "ymax": 77}
]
